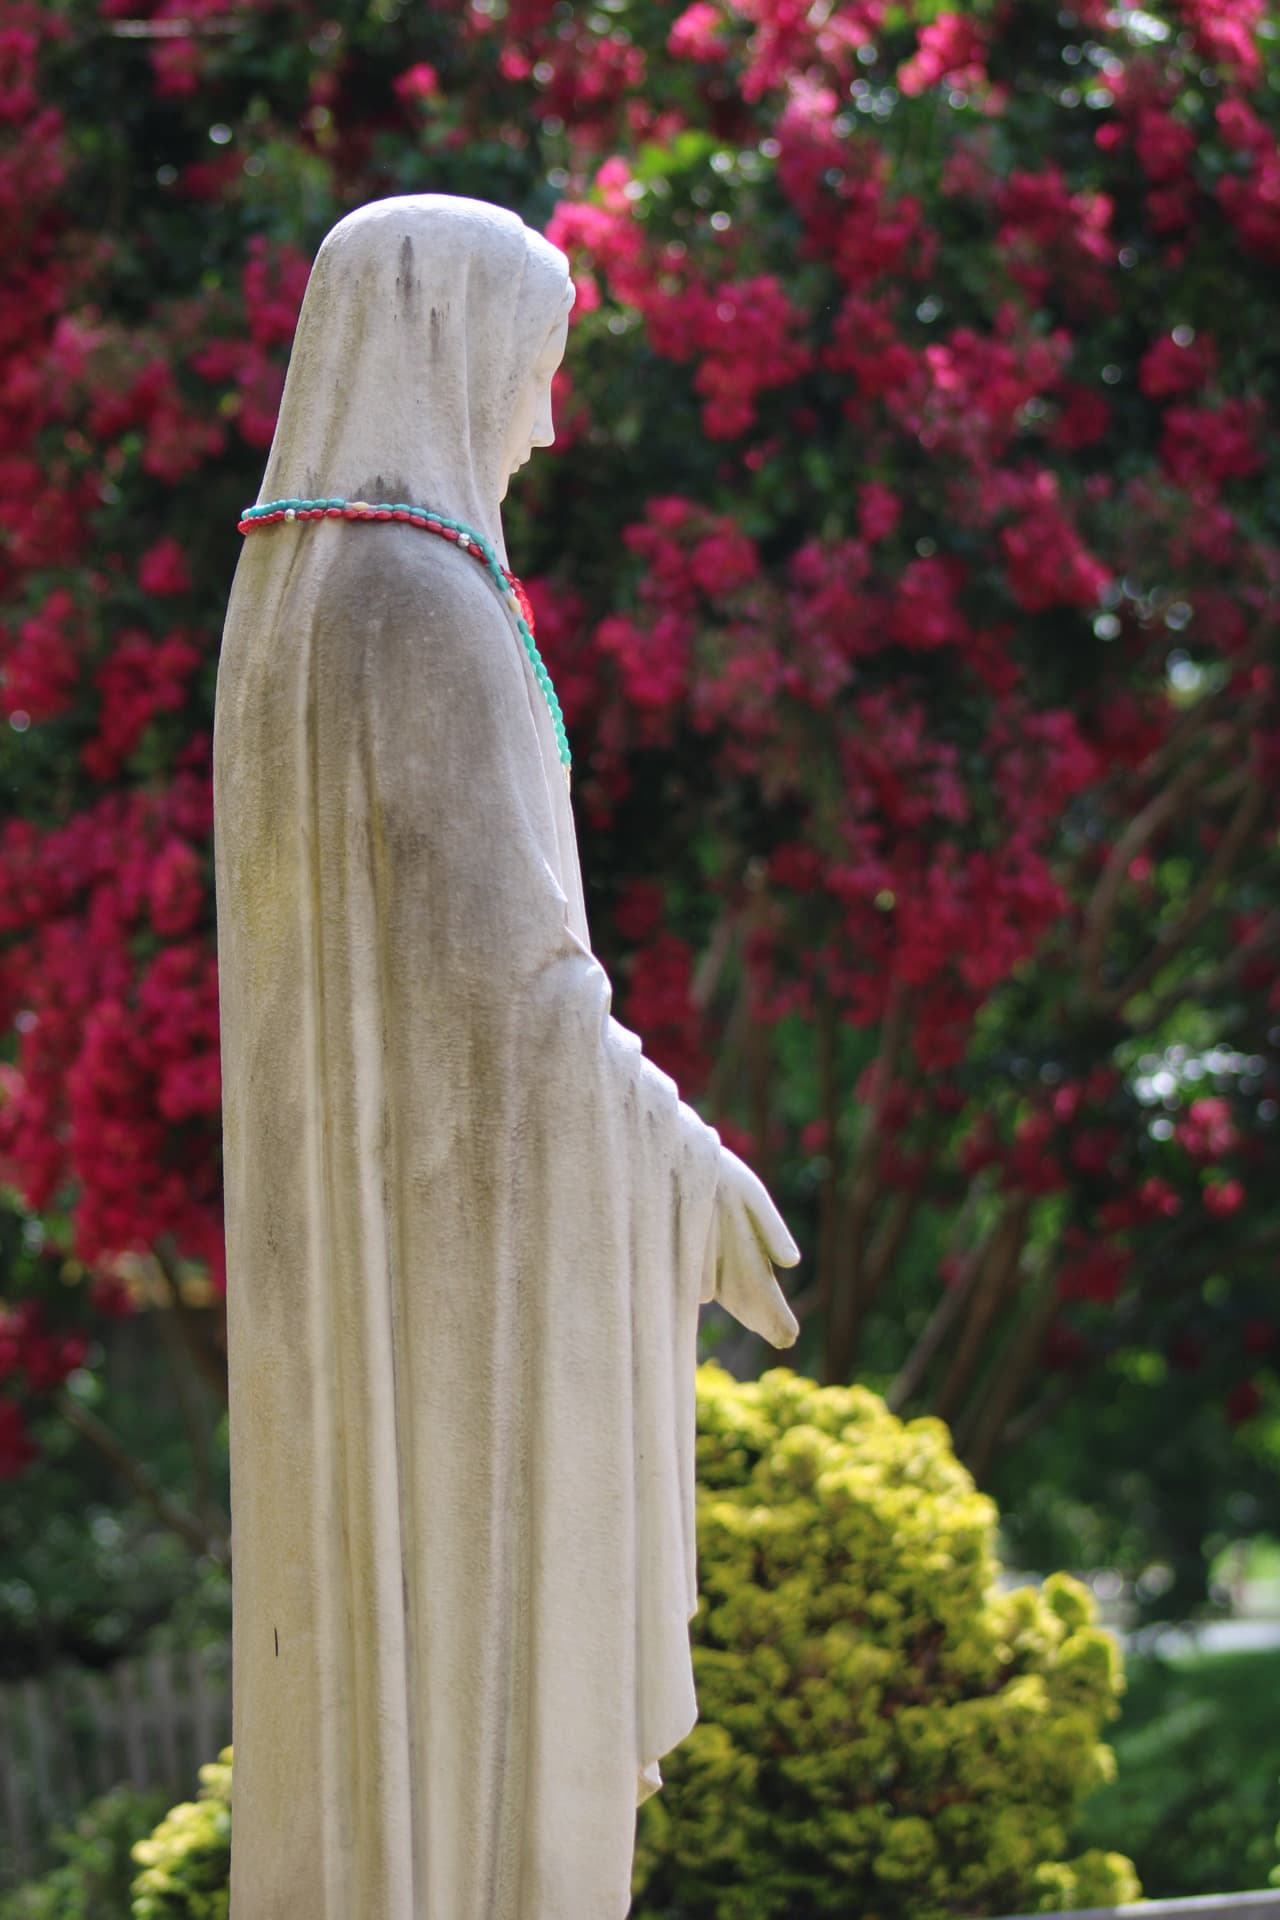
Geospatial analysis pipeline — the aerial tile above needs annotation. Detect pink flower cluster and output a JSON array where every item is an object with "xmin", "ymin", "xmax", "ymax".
[
  {"xmin": 0, "ymin": 770, "xmax": 224, "ymax": 1286},
  {"xmin": 0, "ymin": 0, "xmax": 1277, "ymax": 1463},
  {"xmin": 550, "ymin": 175, "xmax": 811, "ymax": 439},
  {"xmin": 897, "ymin": 12, "xmax": 988, "ymax": 99},
  {"xmin": 622, "ymin": 932, "xmax": 708, "ymax": 1093},
  {"xmin": 0, "ymin": 1296, "xmax": 91, "ymax": 1476},
  {"xmin": 190, "ymin": 238, "xmax": 309, "ymax": 447}
]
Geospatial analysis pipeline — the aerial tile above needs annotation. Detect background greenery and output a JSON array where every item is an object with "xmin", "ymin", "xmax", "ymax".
[{"xmin": 1079, "ymin": 1646, "xmax": 1280, "ymax": 1899}]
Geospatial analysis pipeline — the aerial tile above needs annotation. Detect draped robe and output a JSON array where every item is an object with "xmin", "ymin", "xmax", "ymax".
[{"xmin": 213, "ymin": 197, "xmax": 724, "ymax": 1920}]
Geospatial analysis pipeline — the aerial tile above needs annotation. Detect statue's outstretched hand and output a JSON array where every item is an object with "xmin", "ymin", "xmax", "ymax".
[{"xmin": 711, "ymin": 1147, "xmax": 801, "ymax": 1349}]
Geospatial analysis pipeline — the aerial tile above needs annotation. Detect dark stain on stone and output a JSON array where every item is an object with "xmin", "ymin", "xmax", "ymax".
[{"xmin": 397, "ymin": 235, "xmax": 418, "ymax": 321}]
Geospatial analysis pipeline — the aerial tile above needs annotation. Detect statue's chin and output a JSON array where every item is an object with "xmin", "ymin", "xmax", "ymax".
[{"xmin": 502, "ymin": 447, "xmax": 533, "ymax": 497}]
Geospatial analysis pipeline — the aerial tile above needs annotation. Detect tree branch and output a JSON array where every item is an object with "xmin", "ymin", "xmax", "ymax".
[
  {"xmin": 822, "ymin": 978, "xmax": 910, "ymax": 1383},
  {"xmin": 691, "ymin": 906, "xmax": 737, "ymax": 1014},
  {"xmin": 148, "ymin": 1244, "xmax": 228, "ymax": 1532},
  {"xmin": 815, "ymin": 988, "xmax": 842, "ymax": 1332},
  {"xmin": 1079, "ymin": 754, "xmax": 1210, "ymax": 994},
  {"xmin": 887, "ymin": 1260, "xmax": 974, "ymax": 1415},
  {"xmin": 56, "ymin": 1393, "xmax": 229, "ymax": 1565},
  {"xmin": 1101, "ymin": 766, "xmax": 1265, "ymax": 1014},
  {"xmin": 932, "ymin": 1194, "xmax": 1032, "ymax": 1426},
  {"xmin": 957, "ymin": 1272, "xmax": 1061, "ymax": 1482},
  {"xmin": 1131, "ymin": 907, "xmax": 1280, "ymax": 1034},
  {"xmin": 886, "ymin": 1182, "xmax": 983, "ymax": 1413},
  {"xmin": 153, "ymin": 1237, "xmax": 229, "ymax": 1403},
  {"xmin": 999, "ymin": 1374, "xmax": 1075, "ymax": 1454},
  {"xmin": 861, "ymin": 1171, "xmax": 930, "ymax": 1319}
]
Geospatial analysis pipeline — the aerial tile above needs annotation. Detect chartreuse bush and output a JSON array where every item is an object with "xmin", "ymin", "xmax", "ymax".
[
  {"xmin": 631, "ymin": 1367, "xmax": 1137, "ymax": 1919},
  {"xmin": 128, "ymin": 1753, "xmax": 231, "ymax": 1920},
  {"xmin": 112, "ymin": 1372, "xmax": 1136, "ymax": 1919}
]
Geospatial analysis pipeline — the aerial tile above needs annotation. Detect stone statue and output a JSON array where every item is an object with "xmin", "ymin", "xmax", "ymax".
[{"xmin": 213, "ymin": 193, "xmax": 799, "ymax": 1920}]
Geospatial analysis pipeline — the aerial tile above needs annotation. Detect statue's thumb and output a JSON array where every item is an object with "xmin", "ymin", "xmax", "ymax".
[
  {"xmin": 751, "ymin": 1201, "xmax": 801, "ymax": 1270},
  {"xmin": 730, "ymin": 1157, "xmax": 801, "ymax": 1268},
  {"xmin": 765, "ymin": 1287, "xmax": 801, "ymax": 1350}
]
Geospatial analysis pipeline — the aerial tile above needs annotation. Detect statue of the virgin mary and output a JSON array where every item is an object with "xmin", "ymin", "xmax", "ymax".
[{"xmin": 213, "ymin": 194, "xmax": 799, "ymax": 1920}]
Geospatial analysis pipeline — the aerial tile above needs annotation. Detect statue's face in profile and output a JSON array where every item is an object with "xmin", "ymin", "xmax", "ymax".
[{"xmin": 502, "ymin": 306, "xmax": 571, "ymax": 494}]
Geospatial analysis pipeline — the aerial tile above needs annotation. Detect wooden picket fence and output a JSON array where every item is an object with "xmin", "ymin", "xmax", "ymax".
[{"xmin": 0, "ymin": 1640, "xmax": 231, "ymax": 1886}]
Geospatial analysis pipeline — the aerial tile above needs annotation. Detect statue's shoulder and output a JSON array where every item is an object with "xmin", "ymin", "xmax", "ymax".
[
  {"xmin": 316, "ymin": 527, "xmax": 509, "ymax": 647},
  {"xmin": 314, "ymin": 527, "xmax": 498, "ymax": 612}
]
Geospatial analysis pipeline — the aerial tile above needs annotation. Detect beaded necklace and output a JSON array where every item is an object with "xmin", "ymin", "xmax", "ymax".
[{"xmin": 238, "ymin": 497, "xmax": 572, "ymax": 777}]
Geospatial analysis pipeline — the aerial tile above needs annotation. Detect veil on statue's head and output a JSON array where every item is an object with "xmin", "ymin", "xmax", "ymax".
[{"xmin": 258, "ymin": 195, "xmax": 574, "ymax": 564}]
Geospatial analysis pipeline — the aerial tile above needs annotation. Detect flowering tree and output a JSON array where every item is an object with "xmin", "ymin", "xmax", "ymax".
[{"xmin": 0, "ymin": 0, "xmax": 1276, "ymax": 1592}]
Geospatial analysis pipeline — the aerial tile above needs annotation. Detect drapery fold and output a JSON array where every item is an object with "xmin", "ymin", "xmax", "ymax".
[{"xmin": 215, "ymin": 522, "xmax": 722, "ymax": 1919}]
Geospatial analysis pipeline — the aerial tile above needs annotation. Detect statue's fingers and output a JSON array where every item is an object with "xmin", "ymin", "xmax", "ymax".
[
  {"xmin": 721, "ymin": 1151, "xmax": 802, "ymax": 1268},
  {"xmin": 743, "ymin": 1181, "xmax": 802, "ymax": 1269},
  {"xmin": 757, "ymin": 1271, "xmax": 800, "ymax": 1349},
  {"xmin": 717, "ymin": 1215, "xmax": 800, "ymax": 1348}
]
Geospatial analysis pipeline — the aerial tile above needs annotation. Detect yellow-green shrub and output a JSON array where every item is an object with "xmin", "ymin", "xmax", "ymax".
[
  {"xmin": 129, "ymin": 1752, "xmax": 231, "ymax": 1920},
  {"xmin": 125, "ymin": 1371, "xmax": 1138, "ymax": 1919},
  {"xmin": 631, "ymin": 1366, "xmax": 1139, "ymax": 1920}
]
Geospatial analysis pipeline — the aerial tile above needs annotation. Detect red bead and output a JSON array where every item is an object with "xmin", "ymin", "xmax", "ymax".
[
  {"xmin": 441, "ymin": 527, "xmax": 459, "ymax": 541},
  {"xmin": 392, "ymin": 510, "xmax": 410, "ymax": 521},
  {"xmin": 410, "ymin": 513, "xmax": 427, "ymax": 526},
  {"xmin": 326, "ymin": 507, "xmax": 342, "ymax": 518},
  {"xmin": 376, "ymin": 510, "xmax": 392, "ymax": 520}
]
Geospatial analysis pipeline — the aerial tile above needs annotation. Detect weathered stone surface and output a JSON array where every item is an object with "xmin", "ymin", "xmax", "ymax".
[{"xmin": 213, "ymin": 194, "xmax": 797, "ymax": 1920}]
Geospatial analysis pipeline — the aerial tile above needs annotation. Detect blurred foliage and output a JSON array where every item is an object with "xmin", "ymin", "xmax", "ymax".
[
  {"xmin": 0, "ymin": 1305, "xmax": 228, "ymax": 1676},
  {"xmin": 0, "ymin": 1787, "xmax": 167, "ymax": 1920},
  {"xmin": 991, "ymin": 1355, "xmax": 1280, "ymax": 1623},
  {"xmin": 1078, "ymin": 1647, "xmax": 1280, "ymax": 1898}
]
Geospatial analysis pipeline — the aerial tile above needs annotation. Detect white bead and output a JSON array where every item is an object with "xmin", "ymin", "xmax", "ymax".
[{"xmin": 285, "ymin": 509, "xmax": 296, "ymax": 521}]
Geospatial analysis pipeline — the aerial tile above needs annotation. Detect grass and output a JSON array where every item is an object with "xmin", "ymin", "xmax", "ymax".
[
  {"xmin": 1211, "ymin": 1537, "xmax": 1280, "ymax": 1587},
  {"xmin": 1076, "ymin": 1646, "xmax": 1280, "ymax": 1898}
]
